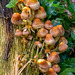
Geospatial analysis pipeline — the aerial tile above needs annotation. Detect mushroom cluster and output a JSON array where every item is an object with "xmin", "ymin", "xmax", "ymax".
[{"xmin": 11, "ymin": 0, "xmax": 68, "ymax": 74}]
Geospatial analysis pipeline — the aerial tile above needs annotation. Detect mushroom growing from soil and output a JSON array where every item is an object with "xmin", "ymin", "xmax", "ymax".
[
  {"xmin": 11, "ymin": 13, "xmax": 22, "ymax": 25},
  {"xmin": 47, "ymin": 52, "xmax": 60, "ymax": 63},
  {"xmin": 32, "ymin": 18, "xmax": 44, "ymax": 29},
  {"xmin": 58, "ymin": 42, "xmax": 68, "ymax": 52},
  {"xmin": 26, "ymin": 0, "xmax": 40, "ymax": 10},
  {"xmin": 45, "ymin": 34, "xmax": 55, "ymax": 45},
  {"xmin": 37, "ymin": 28, "xmax": 48, "ymax": 37},
  {"xmin": 37, "ymin": 59, "xmax": 50, "ymax": 72},
  {"xmin": 45, "ymin": 20, "xmax": 53, "ymax": 30},
  {"xmin": 15, "ymin": 29, "xmax": 22, "ymax": 36},
  {"xmin": 35, "ymin": 6, "xmax": 47, "ymax": 19}
]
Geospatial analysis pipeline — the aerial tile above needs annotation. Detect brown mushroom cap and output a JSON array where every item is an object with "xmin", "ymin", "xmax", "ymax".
[
  {"xmin": 45, "ymin": 20, "xmax": 53, "ymax": 30},
  {"xmin": 52, "ymin": 64, "xmax": 61, "ymax": 73},
  {"xmin": 27, "ymin": 0, "xmax": 40, "ymax": 10},
  {"xmin": 58, "ymin": 42, "xmax": 68, "ymax": 52},
  {"xmin": 37, "ymin": 59, "xmax": 49, "ymax": 72},
  {"xmin": 35, "ymin": 6, "xmax": 47, "ymax": 19},
  {"xmin": 47, "ymin": 52, "xmax": 60, "ymax": 63},
  {"xmin": 56, "ymin": 25, "xmax": 65, "ymax": 36},
  {"xmin": 37, "ymin": 28, "xmax": 48, "ymax": 37},
  {"xmin": 59, "ymin": 37, "xmax": 68, "ymax": 44},
  {"xmin": 45, "ymin": 34, "xmax": 55, "ymax": 45},
  {"xmin": 21, "ymin": 7, "xmax": 31, "ymax": 19},
  {"xmin": 45, "ymin": 49, "xmax": 50, "ymax": 53},
  {"xmin": 34, "ymin": 41, "xmax": 42, "ymax": 48},
  {"xmin": 15, "ymin": 29, "xmax": 22, "ymax": 36},
  {"xmin": 32, "ymin": 18, "xmax": 44, "ymax": 29},
  {"xmin": 23, "ymin": 29, "xmax": 30, "ymax": 36},
  {"xmin": 47, "ymin": 68, "xmax": 57, "ymax": 75},
  {"xmin": 11, "ymin": 13, "xmax": 22, "ymax": 25},
  {"xmin": 50, "ymin": 26, "xmax": 60, "ymax": 37}
]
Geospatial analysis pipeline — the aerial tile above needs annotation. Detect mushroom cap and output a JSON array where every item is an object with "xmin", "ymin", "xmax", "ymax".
[
  {"xmin": 73, "ymin": 27, "xmax": 75, "ymax": 34},
  {"xmin": 37, "ymin": 28, "xmax": 48, "ymax": 37},
  {"xmin": 47, "ymin": 52, "xmax": 60, "ymax": 63},
  {"xmin": 27, "ymin": 35, "xmax": 33, "ymax": 40},
  {"xmin": 21, "ymin": 7, "xmax": 31, "ymax": 19},
  {"xmin": 52, "ymin": 64, "xmax": 61, "ymax": 73},
  {"xmin": 50, "ymin": 26, "xmax": 60, "ymax": 37},
  {"xmin": 34, "ymin": 41, "xmax": 42, "ymax": 48},
  {"xmin": 56, "ymin": 25, "xmax": 65, "ymax": 36},
  {"xmin": 45, "ymin": 34, "xmax": 55, "ymax": 45},
  {"xmin": 45, "ymin": 49, "xmax": 50, "ymax": 53},
  {"xmin": 59, "ymin": 37, "xmax": 68, "ymax": 44},
  {"xmin": 23, "ymin": 29, "xmax": 30, "ymax": 36},
  {"xmin": 27, "ymin": 0, "xmax": 40, "ymax": 10},
  {"xmin": 11, "ymin": 13, "xmax": 22, "ymax": 25},
  {"xmin": 15, "ymin": 29, "xmax": 22, "ymax": 36},
  {"xmin": 32, "ymin": 18, "xmax": 44, "ymax": 29},
  {"xmin": 45, "ymin": 20, "xmax": 53, "ymax": 30},
  {"xmin": 35, "ymin": 6, "xmax": 47, "ymax": 19},
  {"xmin": 58, "ymin": 42, "xmax": 68, "ymax": 52}
]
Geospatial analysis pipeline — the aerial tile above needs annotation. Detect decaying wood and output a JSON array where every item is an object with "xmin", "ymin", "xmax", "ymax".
[{"xmin": 0, "ymin": 0, "xmax": 13, "ymax": 61}]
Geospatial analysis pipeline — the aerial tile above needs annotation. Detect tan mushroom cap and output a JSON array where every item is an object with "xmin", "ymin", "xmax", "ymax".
[
  {"xmin": 11, "ymin": 13, "xmax": 22, "ymax": 25},
  {"xmin": 27, "ymin": 0, "xmax": 40, "ymax": 10},
  {"xmin": 47, "ymin": 68, "xmax": 57, "ymax": 75},
  {"xmin": 23, "ymin": 29, "xmax": 30, "ymax": 36},
  {"xmin": 50, "ymin": 26, "xmax": 60, "ymax": 37},
  {"xmin": 52, "ymin": 64, "xmax": 61, "ymax": 73},
  {"xmin": 47, "ymin": 52, "xmax": 60, "ymax": 63},
  {"xmin": 58, "ymin": 42, "xmax": 68, "ymax": 52},
  {"xmin": 15, "ymin": 29, "xmax": 22, "ymax": 36},
  {"xmin": 34, "ymin": 41, "xmax": 42, "ymax": 48},
  {"xmin": 45, "ymin": 20, "xmax": 53, "ymax": 30},
  {"xmin": 56, "ymin": 25, "xmax": 65, "ymax": 36},
  {"xmin": 59, "ymin": 37, "xmax": 68, "ymax": 44},
  {"xmin": 37, "ymin": 28, "xmax": 48, "ymax": 37},
  {"xmin": 21, "ymin": 7, "xmax": 31, "ymax": 19},
  {"xmin": 35, "ymin": 6, "xmax": 47, "ymax": 19},
  {"xmin": 37, "ymin": 59, "xmax": 49, "ymax": 72},
  {"xmin": 32, "ymin": 18, "xmax": 44, "ymax": 29},
  {"xmin": 45, "ymin": 34, "xmax": 55, "ymax": 45}
]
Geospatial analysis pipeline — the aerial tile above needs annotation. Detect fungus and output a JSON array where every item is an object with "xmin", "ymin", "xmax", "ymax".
[{"xmin": 15, "ymin": 29, "xmax": 22, "ymax": 36}]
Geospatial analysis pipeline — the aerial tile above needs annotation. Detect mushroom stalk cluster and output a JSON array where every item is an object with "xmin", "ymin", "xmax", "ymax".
[{"xmin": 11, "ymin": 0, "xmax": 68, "ymax": 74}]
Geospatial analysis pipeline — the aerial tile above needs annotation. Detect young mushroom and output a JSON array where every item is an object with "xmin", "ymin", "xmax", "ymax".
[
  {"xmin": 45, "ymin": 20, "xmax": 53, "ymax": 30},
  {"xmin": 32, "ymin": 18, "xmax": 44, "ymax": 30},
  {"xmin": 35, "ymin": 6, "xmax": 47, "ymax": 19},
  {"xmin": 21, "ymin": 7, "xmax": 31, "ymax": 20},
  {"xmin": 15, "ymin": 29, "xmax": 22, "ymax": 36},
  {"xmin": 37, "ymin": 59, "xmax": 50, "ymax": 72},
  {"xmin": 58, "ymin": 42, "xmax": 68, "ymax": 52},
  {"xmin": 50, "ymin": 26, "xmax": 60, "ymax": 37},
  {"xmin": 52, "ymin": 64, "xmax": 61, "ymax": 73},
  {"xmin": 37, "ymin": 28, "xmax": 48, "ymax": 37},
  {"xmin": 47, "ymin": 52, "xmax": 60, "ymax": 63},
  {"xmin": 47, "ymin": 68, "xmax": 57, "ymax": 75},
  {"xmin": 11, "ymin": 13, "xmax": 22, "ymax": 25},
  {"xmin": 45, "ymin": 34, "xmax": 55, "ymax": 45},
  {"xmin": 26, "ymin": 0, "xmax": 40, "ymax": 10}
]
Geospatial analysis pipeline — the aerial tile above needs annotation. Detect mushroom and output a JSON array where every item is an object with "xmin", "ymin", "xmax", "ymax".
[
  {"xmin": 21, "ymin": 7, "xmax": 31, "ymax": 19},
  {"xmin": 45, "ymin": 20, "xmax": 53, "ymax": 30},
  {"xmin": 37, "ymin": 59, "xmax": 49, "ymax": 72},
  {"xmin": 37, "ymin": 28, "xmax": 48, "ymax": 37},
  {"xmin": 47, "ymin": 68, "xmax": 57, "ymax": 75},
  {"xmin": 47, "ymin": 52, "xmax": 60, "ymax": 63},
  {"xmin": 73, "ymin": 27, "xmax": 75, "ymax": 34},
  {"xmin": 56, "ymin": 25, "xmax": 65, "ymax": 36},
  {"xmin": 52, "ymin": 64, "xmax": 61, "ymax": 73},
  {"xmin": 59, "ymin": 37, "xmax": 68, "ymax": 44},
  {"xmin": 15, "ymin": 29, "xmax": 22, "ymax": 36},
  {"xmin": 50, "ymin": 26, "xmax": 60, "ymax": 37},
  {"xmin": 45, "ymin": 34, "xmax": 55, "ymax": 45},
  {"xmin": 11, "ymin": 13, "xmax": 22, "ymax": 25},
  {"xmin": 32, "ymin": 18, "xmax": 44, "ymax": 29},
  {"xmin": 45, "ymin": 49, "xmax": 50, "ymax": 54},
  {"xmin": 26, "ymin": 0, "xmax": 40, "ymax": 10},
  {"xmin": 27, "ymin": 35, "xmax": 33, "ymax": 40},
  {"xmin": 58, "ymin": 42, "xmax": 68, "ymax": 52},
  {"xmin": 35, "ymin": 6, "xmax": 47, "ymax": 19},
  {"xmin": 34, "ymin": 41, "xmax": 42, "ymax": 48}
]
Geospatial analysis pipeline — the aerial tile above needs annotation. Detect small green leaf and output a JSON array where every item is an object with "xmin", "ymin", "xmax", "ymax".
[{"xmin": 71, "ymin": 28, "xmax": 75, "ymax": 40}]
